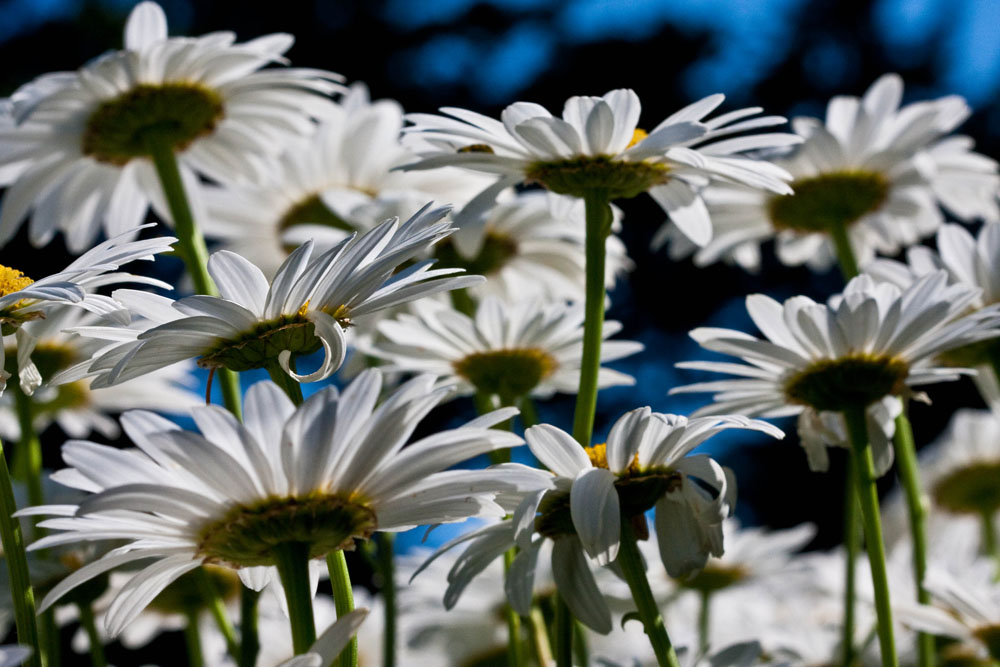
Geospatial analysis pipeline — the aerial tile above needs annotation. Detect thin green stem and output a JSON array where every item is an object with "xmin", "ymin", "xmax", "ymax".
[
  {"xmin": 572, "ymin": 620, "xmax": 590, "ymax": 667},
  {"xmin": 830, "ymin": 222, "xmax": 860, "ymax": 280},
  {"xmin": 617, "ymin": 519, "xmax": 681, "ymax": 667},
  {"xmin": 40, "ymin": 609, "xmax": 60, "ymax": 667},
  {"xmin": 376, "ymin": 533, "xmax": 396, "ymax": 667},
  {"xmin": 892, "ymin": 410, "xmax": 934, "ymax": 667},
  {"xmin": 266, "ymin": 362, "xmax": 304, "ymax": 406},
  {"xmin": 980, "ymin": 510, "xmax": 999, "ymax": 572},
  {"xmin": 571, "ymin": 189, "xmax": 611, "ymax": 449},
  {"xmin": 238, "ymin": 588, "xmax": 260, "ymax": 667},
  {"xmin": 698, "ymin": 590, "xmax": 711, "ymax": 658},
  {"xmin": 553, "ymin": 596, "xmax": 573, "ymax": 667},
  {"xmin": 275, "ymin": 542, "xmax": 317, "ymax": 655},
  {"xmin": 195, "ymin": 568, "xmax": 239, "ymax": 661},
  {"xmin": 842, "ymin": 453, "xmax": 859, "ymax": 667},
  {"xmin": 0, "ymin": 437, "xmax": 40, "ymax": 667},
  {"xmin": 502, "ymin": 548, "xmax": 524, "ymax": 667},
  {"xmin": 13, "ymin": 388, "xmax": 44, "ymax": 538},
  {"xmin": 78, "ymin": 603, "xmax": 107, "ymax": 667},
  {"xmin": 843, "ymin": 406, "xmax": 898, "ymax": 667},
  {"xmin": 529, "ymin": 606, "xmax": 553, "ymax": 667},
  {"xmin": 184, "ymin": 609, "xmax": 206, "ymax": 667},
  {"xmin": 144, "ymin": 128, "xmax": 242, "ymax": 419},
  {"xmin": 326, "ymin": 551, "xmax": 357, "ymax": 667},
  {"xmin": 519, "ymin": 396, "xmax": 540, "ymax": 429}
]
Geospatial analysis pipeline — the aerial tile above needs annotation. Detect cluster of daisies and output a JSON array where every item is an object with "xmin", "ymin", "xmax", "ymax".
[{"xmin": 0, "ymin": 2, "xmax": 998, "ymax": 667}]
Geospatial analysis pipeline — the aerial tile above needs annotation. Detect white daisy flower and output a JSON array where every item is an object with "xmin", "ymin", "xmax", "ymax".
[
  {"xmin": 666, "ymin": 74, "xmax": 999, "ymax": 272},
  {"xmin": 0, "ymin": 228, "xmax": 176, "ymax": 396},
  {"xmin": 0, "ymin": 647, "xmax": 30, "ymax": 667},
  {"xmin": 21, "ymin": 369, "xmax": 547, "ymax": 636},
  {"xmin": 0, "ymin": 305, "xmax": 200, "ymax": 441},
  {"xmin": 77, "ymin": 206, "xmax": 482, "ymax": 387},
  {"xmin": 401, "ymin": 88, "xmax": 798, "ymax": 246},
  {"xmin": 673, "ymin": 272, "xmax": 1000, "ymax": 473},
  {"xmin": 0, "ymin": 1, "xmax": 343, "ymax": 252},
  {"xmin": 867, "ymin": 222, "xmax": 1000, "ymax": 411},
  {"xmin": 435, "ymin": 191, "xmax": 632, "ymax": 304},
  {"xmin": 199, "ymin": 82, "xmax": 493, "ymax": 277},
  {"xmin": 366, "ymin": 296, "xmax": 643, "ymax": 403}
]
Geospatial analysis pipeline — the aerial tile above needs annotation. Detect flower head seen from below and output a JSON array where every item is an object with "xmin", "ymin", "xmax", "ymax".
[
  {"xmin": 80, "ymin": 205, "xmax": 482, "ymax": 386},
  {"xmin": 0, "ymin": 1, "xmax": 343, "ymax": 252},
  {"xmin": 0, "ymin": 228, "xmax": 176, "ymax": 396},
  {"xmin": 366, "ymin": 296, "xmax": 643, "ymax": 404},
  {"xmin": 21, "ymin": 369, "xmax": 549, "ymax": 636},
  {"xmin": 674, "ymin": 272, "xmax": 1000, "ymax": 472},
  {"xmin": 201, "ymin": 82, "xmax": 492, "ymax": 277},
  {"xmin": 667, "ymin": 73, "xmax": 999, "ymax": 272},
  {"xmin": 402, "ymin": 88, "xmax": 799, "ymax": 246}
]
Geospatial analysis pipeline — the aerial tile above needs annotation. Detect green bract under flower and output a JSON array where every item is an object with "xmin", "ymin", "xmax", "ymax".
[
  {"xmin": 434, "ymin": 232, "xmax": 519, "ymax": 277},
  {"xmin": 681, "ymin": 563, "xmax": 750, "ymax": 593},
  {"xmin": 783, "ymin": 354, "xmax": 909, "ymax": 412},
  {"xmin": 768, "ymin": 171, "xmax": 889, "ymax": 233},
  {"xmin": 148, "ymin": 565, "xmax": 241, "ymax": 615},
  {"xmin": 452, "ymin": 348, "xmax": 557, "ymax": 400},
  {"xmin": 197, "ymin": 493, "xmax": 377, "ymax": 568},
  {"xmin": 932, "ymin": 461, "xmax": 1000, "ymax": 517},
  {"xmin": 278, "ymin": 193, "xmax": 356, "ymax": 235},
  {"xmin": 525, "ymin": 155, "xmax": 670, "ymax": 200},
  {"xmin": 82, "ymin": 83, "xmax": 225, "ymax": 165},
  {"xmin": 197, "ymin": 313, "xmax": 326, "ymax": 373},
  {"xmin": 973, "ymin": 625, "xmax": 1000, "ymax": 661}
]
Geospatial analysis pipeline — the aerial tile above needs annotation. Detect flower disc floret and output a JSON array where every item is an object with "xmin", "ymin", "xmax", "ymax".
[
  {"xmin": 82, "ymin": 83, "xmax": 224, "ymax": 165},
  {"xmin": 0, "ymin": 266, "xmax": 34, "ymax": 298},
  {"xmin": 452, "ymin": 348, "xmax": 557, "ymax": 400},
  {"xmin": 197, "ymin": 493, "xmax": 377, "ymax": 567},
  {"xmin": 768, "ymin": 171, "xmax": 889, "ymax": 233},
  {"xmin": 931, "ymin": 462, "xmax": 1000, "ymax": 517},
  {"xmin": 524, "ymin": 155, "xmax": 671, "ymax": 200},
  {"xmin": 783, "ymin": 354, "xmax": 910, "ymax": 412}
]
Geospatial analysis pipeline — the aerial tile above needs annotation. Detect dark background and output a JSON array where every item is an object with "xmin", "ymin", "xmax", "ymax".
[{"xmin": 1, "ymin": 0, "xmax": 997, "ymax": 662}]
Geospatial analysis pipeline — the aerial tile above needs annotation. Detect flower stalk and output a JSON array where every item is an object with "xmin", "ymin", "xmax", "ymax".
[
  {"xmin": 184, "ymin": 608, "xmax": 206, "ymax": 667},
  {"xmin": 78, "ymin": 602, "xmax": 107, "ymax": 667},
  {"xmin": 843, "ymin": 406, "xmax": 898, "ymax": 667},
  {"xmin": 239, "ymin": 588, "xmax": 260, "ymax": 667},
  {"xmin": 376, "ymin": 533, "xmax": 397, "ymax": 667},
  {"xmin": 327, "ymin": 551, "xmax": 358, "ymax": 667},
  {"xmin": 275, "ymin": 541, "xmax": 317, "ymax": 655},
  {"xmin": 0, "ymin": 437, "xmax": 40, "ymax": 667}
]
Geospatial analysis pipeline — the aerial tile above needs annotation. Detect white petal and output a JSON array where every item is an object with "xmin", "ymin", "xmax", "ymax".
[{"xmin": 570, "ymin": 467, "xmax": 620, "ymax": 565}]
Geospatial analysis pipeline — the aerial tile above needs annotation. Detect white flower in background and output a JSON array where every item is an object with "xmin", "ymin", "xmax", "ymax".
[
  {"xmin": 0, "ymin": 305, "xmax": 200, "ymax": 440},
  {"xmin": 867, "ymin": 223, "xmax": 1000, "ymax": 411},
  {"xmin": 0, "ymin": 1, "xmax": 343, "ymax": 252},
  {"xmin": 401, "ymin": 88, "xmax": 798, "ymax": 246},
  {"xmin": 665, "ymin": 74, "xmax": 999, "ymax": 271},
  {"xmin": 673, "ymin": 272, "xmax": 1000, "ymax": 474},
  {"xmin": 0, "ymin": 229, "xmax": 176, "ymax": 396},
  {"xmin": 78, "ymin": 207, "xmax": 481, "ymax": 386},
  {"xmin": 366, "ymin": 297, "xmax": 642, "ymax": 403},
  {"xmin": 0, "ymin": 647, "xmax": 30, "ymax": 667},
  {"xmin": 435, "ymin": 191, "xmax": 632, "ymax": 303},
  {"xmin": 273, "ymin": 609, "xmax": 369, "ymax": 667},
  {"xmin": 200, "ymin": 82, "xmax": 492, "ymax": 276},
  {"xmin": 22, "ymin": 371, "xmax": 547, "ymax": 636}
]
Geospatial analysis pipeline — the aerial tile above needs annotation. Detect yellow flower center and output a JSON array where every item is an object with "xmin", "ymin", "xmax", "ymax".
[
  {"xmin": 626, "ymin": 128, "xmax": 648, "ymax": 149},
  {"xmin": 0, "ymin": 265, "xmax": 33, "ymax": 298},
  {"xmin": 82, "ymin": 83, "xmax": 225, "ymax": 165}
]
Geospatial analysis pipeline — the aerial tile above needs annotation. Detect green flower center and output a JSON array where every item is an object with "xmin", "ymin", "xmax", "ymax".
[
  {"xmin": 932, "ymin": 462, "xmax": 1000, "ymax": 517},
  {"xmin": 434, "ymin": 232, "xmax": 519, "ymax": 277},
  {"xmin": 82, "ymin": 83, "xmax": 225, "ymax": 165},
  {"xmin": 768, "ymin": 171, "xmax": 890, "ymax": 233},
  {"xmin": 278, "ymin": 193, "xmax": 356, "ymax": 236},
  {"xmin": 196, "ymin": 493, "xmax": 377, "ymax": 568},
  {"xmin": 784, "ymin": 354, "xmax": 909, "ymax": 412},
  {"xmin": 680, "ymin": 562, "xmax": 750, "ymax": 592},
  {"xmin": 524, "ymin": 156, "xmax": 670, "ymax": 200},
  {"xmin": 973, "ymin": 624, "xmax": 1000, "ymax": 661},
  {"xmin": 452, "ymin": 348, "xmax": 557, "ymax": 401},
  {"xmin": 148, "ymin": 565, "xmax": 241, "ymax": 615}
]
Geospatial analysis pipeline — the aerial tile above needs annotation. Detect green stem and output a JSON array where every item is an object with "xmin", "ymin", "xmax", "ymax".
[
  {"xmin": 572, "ymin": 620, "xmax": 590, "ymax": 667},
  {"xmin": 698, "ymin": 590, "xmax": 711, "ymax": 657},
  {"xmin": 238, "ymin": 588, "xmax": 260, "ymax": 667},
  {"xmin": 502, "ymin": 549, "xmax": 524, "ymax": 667},
  {"xmin": 275, "ymin": 542, "xmax": 317, "ymax": 656},
  {"xmin": 843, "ymin": 407, "xmax": 898, "ymax": 667},
  {"xmin": 892, "ymin": 410, "xmax": 934, "ymax": 667},
  {"xmin": 519, "ymin": 396, "xmax": 540, "ymax": 429},
  {"xmin": 0, "ymin": 437, "xmax": 40, "ymax": 667},
  {"xmin": 553, "ymin": 596, "xmax": 573, "ymax": 667},
  {"xmin": 144, "ymin": 128, "xmax": 242, "ymax": 419},
  {"xmin": 184, "ymin": 610, "xmax": 205, "ymax": 667},
  {"xmin": 980, "ymin": 510, "xmax": 999, "ymax": 572},
  {"xmin": 13, "ymin": 388, "xmax": 44, "ymax": 538},
  {"xmin": 617, "ymin": 519, "xmax": 681, "ymax": 667},
  {"xmin": 266, "ymin": 362, "xmax": 304, "ymax": 405},
  {"xmin": 78, "ymin": 603, "xmax": 107, "ymax": 667},
  {"xmin": 376, "ymin": 533, "xmax": 396, "ymax": 667},
  {"xmin": 450, "ymin": 288, "xmax": 477, "ymax": 316},
  {"xmin": 842, "ymin": 454, "xmax": 859, "ymax": 667},
  {"xmin": 830, "ymin": 222, "xmax": 860, "ymax": 280},
  {"xmin": 41, "ymin": 609, "xmax": 59, "ymax": 667},
  {"xmin": 326, "ymin": 551, "xmax": 357, "ymax": 667},
  {"xmin": 571, "ymin": 189, "xmax": 611, "ymax": 450},
  {"xmin": 195, "ymin": 568, "xmax": 239, "ymax": 661},
  {"xmin": 529, "ymin": 606, "xmax": 553, "ymax": 667}
]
